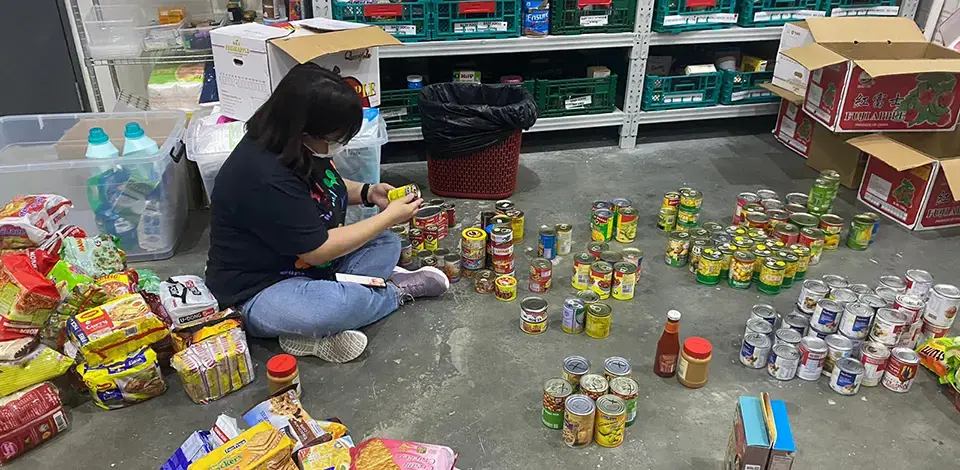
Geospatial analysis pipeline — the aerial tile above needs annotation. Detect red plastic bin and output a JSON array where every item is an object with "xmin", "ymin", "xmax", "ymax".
[{"xmin": 426, "ymin": 131, "xmax": 521, "ymax": 199}]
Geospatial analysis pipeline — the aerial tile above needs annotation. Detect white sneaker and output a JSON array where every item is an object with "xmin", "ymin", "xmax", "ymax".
[{"xmin": 278, "ymin": 330, "xmax": 368, "ymax": 363}]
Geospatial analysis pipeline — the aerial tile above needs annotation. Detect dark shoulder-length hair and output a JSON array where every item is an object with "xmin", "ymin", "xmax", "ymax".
[{"xmin": 245, "ymin": 63, "xmax": 362, "ymax": 179}]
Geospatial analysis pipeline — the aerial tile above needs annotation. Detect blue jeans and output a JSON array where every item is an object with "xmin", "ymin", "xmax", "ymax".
[{"xmin": 240, "ymin": 231, "xmax": 402, "ymax": 339}]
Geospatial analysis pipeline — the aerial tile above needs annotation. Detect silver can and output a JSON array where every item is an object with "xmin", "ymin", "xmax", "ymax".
[
  {"xmin": 556, "ymin": 223, "xmax": 573, "ymax": 256},
  {"xmin": 881, "ymin": 347, "xmax": 921, "ymax": 393},
  {"xmin": 858, "ymin": 341, "xmax": 891, "ymax": 387},
  {"xmin": 869, "ymin": 308, "xmax": 909, "ymax": 346},
  {"xmin": 783, "ymin": 314, "xmax": 809, "ymax": 334},
  {"xmin": 896, "ymin": 319, "xmax": 924, "ymax": 349},
  {"xmin": 838, "ymin": 302, "xmax": 875, "ymax": 339},
  {"xmin": 775, "ymin": 328, "xmax": 802, "ymax": 347},
  {"xmin": 797, "ymin": 279, "xmax": 829, "ymax": 314},
  {"xmin": 822, "ymin": 333, "xmax": 854, "ymax": 377},
  {"xmin": 858, "ymin": 293, "xmax": 886, "ymax": 311},
  {"xmin": 740, "ymin": 333, "xmax": 772, "ymax": 369},
  {"xmin": 745, "ymin": 317, "xmax": 774, "ymax": 339},
  {"xmin": 829, "ymin": 357, "xmax": 865, "ymax": 396},
  {"xmin": 561, "ymin": 298, "xmax": 586, "ymax": 334},
  {"xmin": 840, "ymin": 331, "xmax": 863, "ymax": 356},
  {"xmin": 846, "ymin": 283, "xmax": 873, "ymax": 296},
  {"xmin": 562, "ymin": 356, "xmax": 591, "ymax": 387},
  {"xmin": 767, "ymin": 344, "xmax": 800, "ymax": 380},
  {"xmin": 757, "ymin": 189, "xmax": 780, "ymax": 200},
  {"xmin": 878, "ymin": 275, "xmax": 907, "ymax": 293},
  {"xmin": 822, "ymin": 274, "xmax": 849, "ymax": 291},
  {"xmin": 830, "ymin": 288, "xmax": 858, "ymax": 307},
  {"xmin": 875, "ymin": 286, "xmax": 899, "ymax": 307},
  {"xmin": 894, "ymin": 293, "xmax": 926, "ymax": 323},
  {"xmin": 810, "ymin": 299, "xmax": 842, "ymax": 333},
  {"xmin": 603, "ymin": 356, "xmax": 631, "ymax": 380},
  {"xmin": 796, "ymin": 336, "xmax": 828, "ymax": 381},
  {"xmin": 750, "ymin": 303, "xmax": 778, "ymax": 328},
  {"xmin": 922, "ymin": 284, "xmax": 960, "ymax": 328},
  {"xmin": 905, "ymin": 269, "xmax": 934, "ymax": 299},
  {"xmin": 805, "ymin": 324, "xmax": 829, "ymax": 340}
]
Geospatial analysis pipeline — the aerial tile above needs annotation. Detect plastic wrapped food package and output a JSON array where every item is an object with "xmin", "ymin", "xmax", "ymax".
[
  {"xmin": 0, "ymin": 253, "xmax": 63, "ymax": 340},
  {"xmin": 297, "ymin": 437, "xmax": 354, "ymax": 470},
  {"xmin": 159, "ymin": 275, "xmax": 220, "ymax": 330},
  {"xmin": 0, "ymin": 345, "xmax": 74, "ymax": 396},
  {"xmin": 349, "ymin": 438, "xmax": 458, "ymax": 470},
  {"xmin": 189, "ymin": 421, "xmax": 296, "ymax": 470},
  {"xmin": 0, "ymin": 195, "xmax": 72, "ymax": 250},
  {"xmin": 243, "ymin": 389, "xmax": 349, "ymax": 451},
  {"xmin": 65, "ymin": 293, "xmax": 169, "ymax": 366},
  {"xmin": 60, "ymin": 234, "xmax": 127, "ymax": 279},
  {"xmin": 78, "ymin": 346, "xmax": 167, "ymax": 410},
  {"xmin": 0, "ymin": 382, "xmax": 69, "ymax": 465},
  {"xmin": 171, "ymin": 327, "xmax": 254, "ymax": 404}
]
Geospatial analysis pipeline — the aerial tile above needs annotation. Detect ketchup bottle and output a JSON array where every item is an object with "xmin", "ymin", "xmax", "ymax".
[{"xmin": 654, "ymin": 310, "xmax": 682, "ymax": 377}]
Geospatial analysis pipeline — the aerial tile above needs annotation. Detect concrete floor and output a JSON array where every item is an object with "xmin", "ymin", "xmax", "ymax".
[{"xmin": 12, "ymin": 131, "xmax": 960, "ymax": 469}]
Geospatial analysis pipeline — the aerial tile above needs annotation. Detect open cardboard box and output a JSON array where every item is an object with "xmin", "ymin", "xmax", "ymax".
[
  {"xmin": 850, "ymin": 131, "xmax": 960, "ymax": 230},
  {"xmin": 211, "ymin": 18, "xmax": 401, "ymax": 122},
  {"xmin": 782, "ymin": 17, "xmax": 960, "ymax": 133}
]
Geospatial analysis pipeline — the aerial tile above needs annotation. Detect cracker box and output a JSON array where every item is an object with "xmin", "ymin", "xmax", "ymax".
[
  {"xmin": 782, "ymin": 17, "xmax": 960, "ymax": 133},
  {"xmin": 188, "ymin": 421, "xmax": 294, "ymax": 470},
  {"xmin": 210, "ymin": 18, "xmax": 401, "ymax": 121},
  {"xmin": 849, "ymin": 131, "xmax": 960, "ymax": 231}
]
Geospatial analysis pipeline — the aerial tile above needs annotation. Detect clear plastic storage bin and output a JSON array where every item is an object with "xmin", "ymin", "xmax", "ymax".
[
  {"xmin": 0, "ymin": 111, "xmax": 188, "ymax": 262},
  {"xmin": 84, "ymin": 4, "xmax": 185, "ymax": 58}
]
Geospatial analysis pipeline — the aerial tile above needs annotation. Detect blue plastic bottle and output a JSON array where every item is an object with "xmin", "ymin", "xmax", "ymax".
[
  {"xmin": 121, "ymin": 122, "xmax": 159, "ymax": 158},
  {"xmin": 85, "ymin": 127, "xmax": 119, "ymax": 160}
]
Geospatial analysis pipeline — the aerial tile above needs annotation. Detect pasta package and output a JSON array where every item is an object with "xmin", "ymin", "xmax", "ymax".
[
  {"xmin": 243, "ymin": 390, "xmax": 348, "ymax": 451},
  {"xmin": 60, "ymin": 234, "xmax": 126, "ymax": 278},
  {"xmin": 0, "ymin": 195, "xmax": 72, "ymax": 250},
  {"xmin": 0, "ymin": 253, "xmax": 63, "ymax": 340},
  {"xmin": 0, "ymin": 345, "xmax": 74, "ymax": 396},
  {"xmin": 78, "ymin": 346, "xmax": 167, "ymax": 410},
  {"xmin": 171, "ymin": 327, "xmax": 255, "ymax": 404},
  {"xmin": 349, "ymin": 439, "xmax": 457, "ymax": 470},
  {"xmin": 0, "ymin": 382, "xmax": 69, "ymax": 465},
  {"xmin": 188, "ymin": 421, "xmax": 295, "ymax": 470},
  {"xmin": 65, "ymin": 293, "xmax": 170, "ymax": 366}
]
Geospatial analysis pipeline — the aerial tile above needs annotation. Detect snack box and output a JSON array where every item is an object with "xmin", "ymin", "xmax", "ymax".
[{"xmin": 188, "ymin": 421, "xmax": 295, "ymax": 470}]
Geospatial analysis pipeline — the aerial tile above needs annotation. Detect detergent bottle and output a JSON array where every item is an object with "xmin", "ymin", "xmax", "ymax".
[{"xmin": 121, "ymin": 122, "xmax": 159, "ymax": 158}]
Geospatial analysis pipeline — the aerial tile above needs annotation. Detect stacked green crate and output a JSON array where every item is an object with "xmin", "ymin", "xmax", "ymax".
[
  {"xmin": 536, "ymin": 75, "xmax": 617, "ymax": 116},
  {"xmin": 380, "ymin": 89, "xmax": 422, "ymax": 129},
  {"xmin": 825, "ymin": 0, "xmax": 899, "ymax": 17},
  {"xmin": 737, "ymin": 0, "xmax": 825, "ymax": 27},
  {"xmin": 332, "ymin": 0, "xmax": 432, "ymax": 42},
  {"xmin": 719, "ymin": 70, "xmax": 778, "ymax": 105},
  {"xmin": 432, "ymin": 0, "xmax": 521, "ymax": 40},
  {"xmin": 641, "ymin": 72, "xmax": 722, "ymax": 110},
  {"xmin": 652, "ymin": 0, "xmax": 739, "ymax": 33},
  {"xmin": 549, "ymin": 0, "xmax": 637, "ymax": 35}
]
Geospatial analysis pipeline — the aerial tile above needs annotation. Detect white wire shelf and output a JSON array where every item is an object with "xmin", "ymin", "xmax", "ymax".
[
  {"xmin": 636, "ymin": 103, "xmax": 778, "ymax": 123},
  {"xmin": 387, "ymin": 108, "xmax": 626, "ymax": 142},
  {"xmin": 381, "ymin": 33, "xmax": 637, "ymax": 58},
  {"xmin": 649, "ymin": 26, "xmax": 783, "ymax": 46},
  {"xmin": 89, "ymin": 49, "xmax": 215, "ymax": 65}
]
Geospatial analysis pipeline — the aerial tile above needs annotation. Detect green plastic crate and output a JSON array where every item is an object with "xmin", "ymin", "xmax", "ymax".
[
  {"xmin": 825, "ymin": 0, "xmax": 898, "ymax": 17},
  {"xmin": 432, "ymin": 0, "xmax": 521, "ymax": 40},
  {"xmin": 641, "ymin": 72, "xmax": 722, "ymax": 111},
  {"xmin": 652, "ymin": 0, "xmax": 738, "ymax": 33},
  {"xmin": 380, "ymin": 88, "xmax": 422, "ymax": 129},
  {"xmin": 535, "ymin": 75, "xmax": 617, "ymax": 117},
  {"xmin": 332, "ymin": 0, "xmax": 432, "ymax": 42},
  {"xmin": 719, "ymin": 70, "xmax": 778, "ymax": 105},
  {"xmin": 549, "ymin": 0, "xmax": 637, "ymax": 35},
  {"xmin": 737, "ymin": 0, "xmax": 825, "ymax": 27}
]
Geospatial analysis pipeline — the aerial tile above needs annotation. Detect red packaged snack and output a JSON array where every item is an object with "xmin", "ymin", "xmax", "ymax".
[
  {"xmin": 22, "ymin": 248, "xmax": 59, "ymax": 277},
  {"xmin": 0, "ymin": 195, "xmax": 72, "ymax": 250},
  {"xmin": 349, "ymin": 438, "xmax": 457, "ymax": 470},
  {"xmin": 0, "ymin": 382, "xmax": 68, "ymax": 465},
  {"xmin": 0, "ymin": 254, "xmax": 62, "ymax": 341}
]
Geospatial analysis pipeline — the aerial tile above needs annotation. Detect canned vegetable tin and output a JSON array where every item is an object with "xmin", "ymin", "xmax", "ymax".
[
  {"xmin": 798, "ymin": 227, "xmax": 825, "ymax": 265},
  {"xmin": 775, "ymin": 223, "xmax": 800, "ymax": 246},
  {"xmin": 542, "ymin": 379, "xmax": 574, "ymax": 429},
  {"xmin": 494, "ymin": 275, "xmax": 517, "ymax": 301},
  {"xmin": 818, "ymin": 214, "xmax": 844, "ymax": 251},
  {"xmin": 594, "ymin": 395, "xmax": 627, "ymax": 448},
  {"xmin": 881, "ymin": 347, "xmax": 921, "ymax": 393},
  {"xmin": 572, "ymin": 253, "xmax": 594, "ymax": 290},
  {"xmin": 561, "ymin": 298, "xmax": 587, "ymax": 334},
  {"xmin": 766, "ymin": 209, "xmax": 790, "ymax": 230},
  {"xmin": 609, "ymin": 377, "xmax": 639, "ymax": 427},
  {"xmin": 665, "ymin": 232, "xmax": 691, "ymax": 267},
  {"xmin": 620, "ymin": 248, "xmax": 643, "ymax": 282},
  {"xmin": 830, "ymin": 357, "xmax": 865, "ymax": 395},
  {"xmin": 538, "ymin": 226, "xmax": 557, "ymax": 260},
  {"xmin": 562, "ymin": 356, "xmax": 591, "ymax": 387},
  {"xmin": 387, "ymin": 183, "xmax": 421, "ymax": 202},
  {"xmin": 751, "ymin": 245, "xmax": 772, "ymax": 282},
  {"xmin": 562, "ymin": 395, "xmax": 596, "ymax": 448},
  {"xmin": 603, "ymin": 356, "xmax": 632, "ymax": 380},
  {"xmin": 555, "ymin": 223, "xmax": 573, "ymax": 255},
  {"xmin": 577, "ymin": 290, "xmax": 601, "ymax": 303},
  {"xmin": 696, "ymin": 247, "xmax": 722, "ymax": 285},
  {"xmin": 612, "ymin": 262, "xmax": 638, "ymax": 300},
  {"xmin": 578, "ymin": 374, "xmax": 609, "ymax": 400},
  {"xmin": 923, "ymin": 284, "xmax": 960, "ymax": 327},
  {"xmin": 788, "ymin": 212, "xmax": 819, "ymax": 229},
  {"xmin": 676, "ymin": 206, "xmax": 700, "ymax": 227},
  {"xmin": 615, "ymin": 208, "xmax": 639, "ymax": 243},
  {"xmin": 585, "ymin": 302, "xmax": 613, "ymax": 339},
  {"xmin": 728, "ymin": 251, "xmax": 756, "ymax": 289},
  {"xmin": 504, "ymin": 209, "xmax": 524, "ymax": 243},
  {"xmin": 529, "ymin": 258, "xmax": 553, "ymax": 294},
  {"xmin": 679, "ymin": 188, "xmax": 703, "ymax": 210},
  {"xmin": 590, "ymin": 261, "xmax": 614, "ymax": 299},
  {"xmin": 657, "ymin": 207, "xmax": 678, "ymax": 232},
  {"xmin": 858, "ymin": 341, "xmax": 891, "ymax": 387},
  {"xmin": 662, "ymin": 191, "xmax": 681, "ymax": 209},
  {"xmin": 718, "ymin": 244, "xmax": 736, "ymax": 280},
  {"xmin": 740, "ymin": 333, "xmax": 772, "ymax": 369},
  {"xmin": 587, "ymin": 241, "xmax": 608, "ymax": 259},
  {"xmin": 808, "ymin": 178, "xmax": 834, "ymax": 215},
  {"xmin": 751, "ymin": 303, "xmax": 778, "ymax": 327},
  {"xmin": 600, "ymin": 251, "xmax": 623, "ymax": 265},
  {"xmin": 796, "ymin": 336, "xmax": 828, "ymax": 381},
  {"xmin": 789, "ymin": 244, "xmax": 811, "ymax": 281},
  {"xmin": 592, "ymin": 209, "xmax": 615, "ymax": 242},
  {"xmin": 776, "ymin": 250, "xmax": 799, "ymax": 288},
  {"xmin": 744, "ymin": 212, "xmax": 769, "ymax": 230},
  {"xmin": 846, "ymin": 213, "xmax": 877, "ymax": 250},
  {"xmin": 688, "ymin": 238, "xmax": 712, "ymax": 274},
  {"xmin": 734, "ymin": 192, "xmax": 761, "ymax": 225},
  {"xmin": 757, "ymin": 257, "xmax": 786, "ymax": 295},
  {"xmin": 767, "ymin": 344, "xmax": 800, "ymax": 380}
]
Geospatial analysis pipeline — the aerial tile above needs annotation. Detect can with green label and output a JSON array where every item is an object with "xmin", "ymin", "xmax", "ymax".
[
  {"xmin": 542, "ymin": 379, "xmax": 574, "ymax": 429},
  {"xmin": 665, "ymin": 231, "xmax": 691, "ymax": 267},
  {"xmin": 846, "ymin": 213, "xmax": 877, "ymax": 251},
  {"xmin": 758, "ymin": 257, "xmax": 786, "ymax": 295},
  {"xmin": 777, "ymin": 250, "xmax": 800, "ymax": 288},
  {"xmin": 789, "ymin": 244, "xmax": 811, "ymax": 281},
  {"xmin": 696, "ymin": 247, "xmax": 723, "ymax": 285}
]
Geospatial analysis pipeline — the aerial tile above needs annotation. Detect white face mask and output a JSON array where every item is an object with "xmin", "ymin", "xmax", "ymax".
[{"xmin": 304, "ymin": 141, "xmax": 344, "ymax": 157}]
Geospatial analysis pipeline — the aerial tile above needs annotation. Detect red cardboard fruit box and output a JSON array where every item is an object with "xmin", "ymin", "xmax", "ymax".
[
  {"xmin": 783, "ymin": 17, "xmax": 960, "ymax": 133},
  {"xmin": 849, "ymin": 131, "xmax": 960, "ymax": 230}
]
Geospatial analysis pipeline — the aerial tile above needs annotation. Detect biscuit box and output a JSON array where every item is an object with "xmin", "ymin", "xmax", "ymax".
[
  {"xmin": 188, "ymin": 421, "xmax": 294, "ymax": 470},
  {"xmin": 724, "ymin": 393, "xmax": 797, "ymax": 470},
  {"xmin": 782, "ymin": 17, "xmax": 960, "ymax": 133}
]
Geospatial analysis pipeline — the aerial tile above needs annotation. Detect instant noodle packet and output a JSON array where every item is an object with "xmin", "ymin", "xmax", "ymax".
[
  {"xmin": 78, "ymin": 346, "xmax": 167, "ymax": 410},
  {"xmin": 0, "ymin": 345, "xmax": 74, "ymax": 396},
  {"xmin": 0, "ymin": 382, "xmax": 69, "ymax": 465},
  {"xmin": 60, "ymin": 234, "xmax": 126, "ymax": 278},
  {"xmin": 0, "ymin": 253, "xmax": 63, "ymax": 340},
  {"xmin": 65, "ymin": 293, "xmax": 169, "ymax": 366},
  {"xmin": 0, "ymin": 195, "xmax": 72, "ymax": 250}
]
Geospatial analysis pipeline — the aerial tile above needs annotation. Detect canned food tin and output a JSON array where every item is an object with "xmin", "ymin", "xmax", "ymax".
[
  {"xmin": 433, "ymin": 248, "xmax": 450, "ymax": 268},
  {"xmin": 838, "ymin": 302, "xmax": 874, "ymax": 339},
  {"xmin": 609, "ymin": 377, "xmax": 639, "ymax": 427},
  {"xmin": 789, "ymin": 244, "xmax": 811, "ymax": 281},
  {"xmin": 438, "ymin": 203, "xmax": 454, "ymax": 229},
  {"xmin": 758, "ymin": 257, "xmax": 786, "ymax": 295},
  {"xmin": 734, "ymin": 192, "xmax": 761, "ymax": 225},
  {"xmin": 603, "ymin": 357, "xmax": 631, "ymax": 380},
  {"xmin": 766, "ymin": 209, "xmax": 790, "ymax": 230},
  {"xmin": 920, "ymin": 319, "xmax": 952, "ymax": 343},
  {"xmin": 521, "ymin": 317, "xmax": 547, "ymax": 334},
  {"xmin": 726, "ymin": 225, "xmax": 747, "ymax": 238},
  {"xmin": 462, "ymin": 257, "xmax": 484, "ymax": 271},
  {"xmin": 665, "ymin": 232, "xmax": 691, "ymax": 267},
  {"xmin": 818, "ymin": 214, "xmax": 844, "ymax": 251},
  {"xmin": 905, "ymin": 269, "xmax": 934, "ymax": 299},
  {"xmin": 615, "ymin": 208, "xmax": 639, "ymax": 243},
  {"xmin": 491, "ymin": 226, "xmax": 514, "ymax": 245},
  {"xmin": 733, "ymin": 236, "xmax": 754, "ymax": 251},
  {"xmin": 696, "ymin": 247, "xmax": 723, "ymax": 286},
  {"xmin": 830, "ymin": 288, "xmax": 858, "ymax": 307},
  {"xmin": 745, "ymin": 316, "xmax": 774, "ymax": 338},
  {"xmin": 822, "ymin": 274, "xmax": 848, "ymax": 291},
  {"xmin": 783, "ymin": 313, "xmax": 809, "ymax": 334},
  {"xmin": 777, "ymin": 250, "xmax": 799, "ymax": 288},
  {"xmin": 587, "ymin": 241, "xmax": 608, "ymax": 259},
  {"xmin": 538, "ymin": 227, "xmax": 557, "ymax": 260},
  {"xmin": 390, "ymin": 224, "xmax": 409, "ymax": 238},
  {"xmin": 599, "ymin": 251, "xmax": 623, "ymax": 265},
  {"xmin": 657, "ymin": 207, "xmax": 678, "ymax": 232},
  {"xmin": 788, "ymin": 212, "xmax": 819, "ymax": 229},
  {"xmin": 662, "ymin": 191, "xmax": 681, "ymax": 210},
  {"xmin": 590, "ymin": 261, "xmax": 614, "ymax": 300},
  {"xmin": 579, "ymin": 374, "xmax": 608, "ymax": 400},
  {"xmin": 847, "ymin": 284, "xmax": 873, "ymax": 297},
  {"xmin": 796, "ymin": 336, "xmax": 828, "ymax": 381},
  {"xmin": 577, "ymin": 290, "xmax": 601, "ymax": 303},
  {"xmin": 785, "ymin": 192, "xmax": 808, "ymax": 206},
  {"xmin": 563, "ymin": 356, "xmax": 591, "ymax": 387},
  {"xmin": 767, "ymin": 344, "xmax": 800, "ymax": 380},
  {"xmin": 520, "ymin": 296, "xmax": 548, "ymax": 323},
  {"xmin": 858, "ymin": 341, "xmax": 891, "ymax": 387},
  {"xmin": 542, "ymin": 379, "xmax": 574, "ymax": 429},
  {"xmin": 894, "ymin": 294, "xmax": 925, "ymax": 323},
  {"xmin": 740, "ymin": 333, "xmax": 772, "ymax": 369},
  {"xmin": 775, "ymin": 328, "xmax": 802, "ymax": 347},
  {"xmin": 461, "ymin": 227, "xmax": 487, "ymax": 260},
  {"xmin": 784, "ymin": 203, "xmax": 807, "ymax": 215},
  {"xmin": 744, "ymin": 212, "xmax": 769, "ymax": 230},
  {"xmin": 424, "ymin": 224, "xmax": 440, "ymax": 251},
  {"xmin": 679, "ymin": 189, "xmax": 703, "ymax": 211},
  {"xmin": 846, "ymin": 212, "xmax": 877, "ymax": 250},
  {"xmin": 875, "ymin": 286, "xmax": 899, "ymax": 306},
  {"xmin": 762, "ymin": 199, "xmax": 784, "ymax": 212},
  {"xmin": 562, "ymin": 394, "xmax": 596, "ymax": 448},
  {"xmin": 494, "ymin": 275, "xmax": 517, "ymax": 301},
  {"xmin": 870, "ymin": 308, "xmax": 908, "ymax": 346},
  {"xmin": 923, "ymin": 284, "xmax": 959, "ymax": 327},
  {"xmin": 572, "ymin": 252, "xmax": 594, "ymax": 290},
  {"xmin": 415, "ymin": 206, "xmax": 448, "ymax": 241},
  {"xmin": 419, "ymin": 252, "xmax": 438, "ymax": 268},
  {"xmin": 529, "ymin": 258, "xmax": 553, "ymax": 294},
  {"xmin": 751, "ymin": 304, "xmax": 778, "ymax": 327},
  {"xmin": 475, "ymin": 269, "xmax": 496, "ymax": 293},
  {"xmin": 774, "ymin": 223, "xmax": 800, "ymax": 246},
  {"xmin": 480, "ymin": 211, "xmax": 496, "ymax": 231},
  {"xmin": 444, "ymin": 254, "xmax": 462, "ymax": 282},
  {"xmin": 701, "ymin": 221, "xmax": 723, "ymax": 234},
  {"xmin": 744, "ymin": 203, "xmax": 765, "ymax": 216},
  {"xmin": 491, "ymin": 255, "xmax": 515, "ymax": 276},
  {"xmin": 592, "ymin": 209, "xmax": 615, "ymax": 242},
  {"xmin": 594, "ymin": 395, "xmax": 627, "ymax": 448},
  {"xmin": 751, "ymin": 246, "xmax": 772, "ymax": 282},
  {"xmin": 878, "ymin": 275, "xmax": 907, "ymax": 293},
  {"xmin": 830, "ymin": 357, "xmax": 864, "ymax": 395},
  {"xmin": 718, "ymin": 244, "xmax": 735, "ymax": 280},
  {"xmin": 611, "ymin": 198, "xmax": 633, "ymax": 215},
  {"xmin": 859, "ymin": 293, "xmax": 885, "ymax": 311},
  {"xmin": 677, "ymin": 206, "xmax": 700, "ymax": 225},
  {"xmin": 585, "ymin": 302, "xmax": 612, "ymax": 339},
  {"xmin": 399, "ymin": 239, "xmax": 414, "ymax": 267},
  {"xmin": 620, "ymin": 248, "xmax": 643, "ymax": 283},
  {"xmin": 756, "ymin": 189, "xmax": 779, "ymax": 200},
  {"xmin": 506, "ymin": 209, "xmax": 524, "ymax": 243},
  {"xmin": 805, "ymin": 324, "xmax": 830, "ymax": 340},
  {"xmin": 729, "ymin": 251, "xmax": 756, "ymax": 289},
  {"xmin": 897, "ymin": 320, "xmax": 924, "ymax": 349},
  {"xmin": 612, "ymin": 262, "xmax": 638, "ymax": 300},
  {"xmin": 562, "ymin": 298, "xmax": 586, "ymax": 334},
  {"xmin": 881, "ymin": 347, "xmax": 921, "ymax": 393},
  {"xmin": 798, "ymin": 227, "xmax": 825, "ymax": 265},
  {"xmin": 822, "ymin": 334, "xmax": 854, "ymax": 376},
  {"xmin": 388, "ymin": 183, "xmax": 421, "ymax": 202},
  {"xmin": 554, "ymin": 223, "xmax": 573, "ymax": 256},
  {"xmin": 688, "ymin": 238, "xmax": 711, "ymax": 274},
  {"xmin": 495, "ymin": 199, "xmax": 515, "ymax": 214},
  {"xmin": 409, "ymin": 228, "xmax": 425, "ymax": 250},
  {"xmin": 675, "ymin": 220, "xmax": 699, "ymax": 233}
]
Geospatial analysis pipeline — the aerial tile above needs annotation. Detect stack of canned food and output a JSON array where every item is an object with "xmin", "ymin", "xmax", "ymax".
[
  {"xmin": 389, "ymin": 185, "xmax": 461, "ymax": 281},
  {"xmin": 738, "ymin": 268, "xmax": 957, "ymax": 396},
  {"xmin": 591, "ymin": 198, "xmax": 639, "ymax": 243},
  {"xmin": 573, "ymin": 242, "xmax": 643, "ymax": 301},
  {"xmin": 657, "ymin": 188, "xmax": 702, "ymax": 232},
  {"xmin": 542, "ymin": 356, "xmax": 639, "ymax": 449}
]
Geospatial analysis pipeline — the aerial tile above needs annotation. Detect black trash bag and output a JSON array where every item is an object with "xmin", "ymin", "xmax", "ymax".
[{"xmin": 419, "ymin": 83, "xmax": 538, "ymax": 159}]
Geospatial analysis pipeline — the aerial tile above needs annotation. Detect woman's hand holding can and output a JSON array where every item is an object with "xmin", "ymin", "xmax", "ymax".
[{"xmin": 383, "ymin": 194, "xmax": 423, "ymax": 225}]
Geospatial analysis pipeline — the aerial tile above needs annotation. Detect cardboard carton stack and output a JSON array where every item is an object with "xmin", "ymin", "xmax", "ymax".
[{"xmin": 766, "ymin": 17, "xmax": 960, "ymax": 231}]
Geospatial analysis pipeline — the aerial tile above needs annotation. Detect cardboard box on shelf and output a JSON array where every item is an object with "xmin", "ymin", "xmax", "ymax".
[
  {"xmin": 724, "ymin": 393, "xmax": 797, "ymax": 470},
  {"xmin": 210, "ymin": 18, "xmax": 401, "ymax": 122},
  {"xmin": 849, "ymin": 131, "xmax": 960, "ymax": 231},
  {"xmin": 781, "ymin": 17, "xmax": 960, "ymax": 133}
]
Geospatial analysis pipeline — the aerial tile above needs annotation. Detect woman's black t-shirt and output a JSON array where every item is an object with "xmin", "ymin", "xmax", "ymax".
[{"xmin": 205, "ymin": 136, "xmax": 348, "ymax": 308}]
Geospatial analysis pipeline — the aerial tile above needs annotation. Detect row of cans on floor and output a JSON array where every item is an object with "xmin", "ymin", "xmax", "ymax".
[
  {"xmin": 591, "ymin": 199, "xmax": 639, "ymax": 243},
  {"xmin": 572, "ymin": 244, "xmax": 643, "ymax": 301},
  {"xmin": 543, "ymin": 356, "xmax": 639, "ymax": 448},
  {"xmin": 520, "ymin": 292, "xmax": 613, "ymax": 338},
  {"xmin": 657, "ymin": 187, "xmax": 703, "ymax": 233}
]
